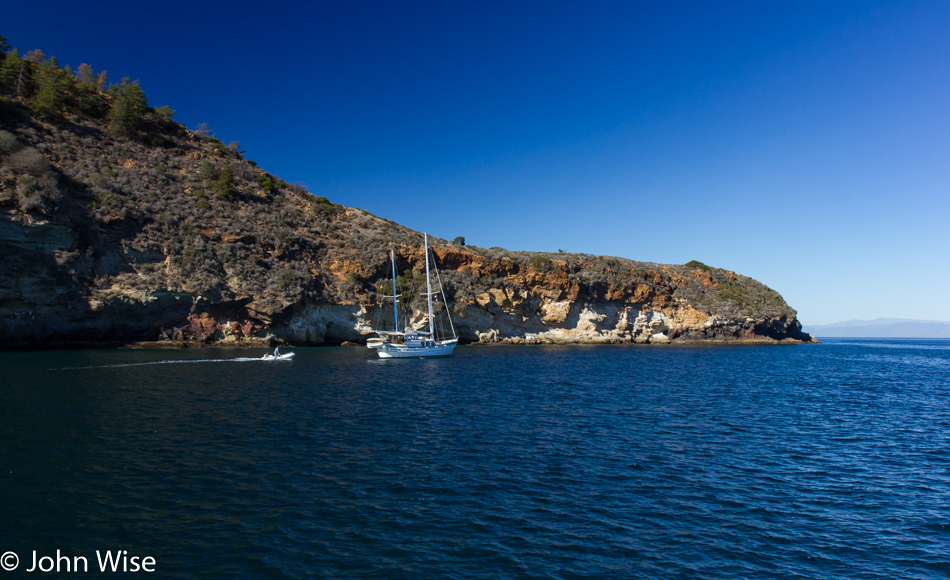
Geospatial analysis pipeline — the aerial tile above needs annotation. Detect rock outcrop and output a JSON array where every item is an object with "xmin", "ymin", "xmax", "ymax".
[{"xmin": 0, "ymin": 96, "xmax": 814, "ymax": 348}]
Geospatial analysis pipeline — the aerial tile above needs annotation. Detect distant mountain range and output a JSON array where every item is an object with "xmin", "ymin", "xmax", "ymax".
[{"xmin": 803, "ymin": 319, "xmax": 950, "ymax": 338}]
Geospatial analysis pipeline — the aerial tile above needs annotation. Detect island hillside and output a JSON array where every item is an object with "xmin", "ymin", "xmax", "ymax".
[{"xmin": 0, "ymin": 39, "xmax": 815, "ymax": 347}]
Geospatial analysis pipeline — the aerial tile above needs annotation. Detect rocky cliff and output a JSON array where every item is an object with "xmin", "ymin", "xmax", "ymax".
[{"xmin": 0, "ymin": 95, "xmax": 814, "ymax": 348}]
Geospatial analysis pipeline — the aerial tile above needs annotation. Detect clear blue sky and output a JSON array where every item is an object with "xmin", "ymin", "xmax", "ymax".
[{"xmin": 5, "ymin": 1, "xmax": 949, "ymax": 325}]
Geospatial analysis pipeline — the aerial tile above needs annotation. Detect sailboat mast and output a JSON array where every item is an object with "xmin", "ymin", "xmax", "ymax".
[
  {"xmin": 424, "ymin": 233, "xmax": 434, "ymax": 339},
  {"xmin": 390, "ymin": 249, "xmax": 398, "ymax": 333}
]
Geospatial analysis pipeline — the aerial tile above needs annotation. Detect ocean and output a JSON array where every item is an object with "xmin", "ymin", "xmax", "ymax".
[{"xmin": 1, "ymin": 339, "xmax": 948, "ymax": 578}]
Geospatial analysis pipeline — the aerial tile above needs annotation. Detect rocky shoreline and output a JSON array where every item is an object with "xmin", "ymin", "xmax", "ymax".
[{"xmin": 0, "ymin": 336, "xmax": 818, "ymax": 351}]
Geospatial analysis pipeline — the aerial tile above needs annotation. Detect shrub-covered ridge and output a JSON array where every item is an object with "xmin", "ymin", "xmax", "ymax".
[{"xmin": 0, "ymin": 36, "xmax": 814, "ymax": 346}]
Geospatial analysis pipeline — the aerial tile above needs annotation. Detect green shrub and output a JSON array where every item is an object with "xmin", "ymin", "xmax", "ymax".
[
  {"xmin": 0, "ymin": 129, "xmax": 22, "ymax": 155},
  {"xmin": 200, "ymin": 160, "xmax": 217, "ymax": 179},
  {"xmin": 308, "ymin": 195, "xmax": 340, "ymax": 216},
  {"xmin": 142, "ymin": 133, "xmax": 174, "ymax": 148},
  {"xmin": 95, "ymin": 189, "xmax": 120, "ymax": 208},
  {"xmin": 375, "ymin": 279, "xmax": 393, "ymax": 296},
  {"xmin": 685, "ymin": 260, "xmax": 710, "ymax": 271},
  {"xmin": 3, "ymin": 147, "xmax": 51, "ymax": 176},
  {"xmin": 277, "ymin": 269, "xmax": 303, "ymax": 291},
  {"xmin": 16, "ymin": 175, "xmax": 62, "ymax": 214},
  {"xmin": 256, "ymin": 173, "xmax": 275, "ymax": 193},
  {"xmin": 213, "ymin": 166, "xmax": 235, "ymax": 199},
  {"xmin": 154, "ymin": 105, "xmax": 175, "ymax": 120},
  {"xmin": 530, "ymin": 255, "xmax": 551, "ymax": 268}
]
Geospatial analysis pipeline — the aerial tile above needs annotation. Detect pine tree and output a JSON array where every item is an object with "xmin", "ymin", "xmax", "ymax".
[
  {"xmin": 210, "ymin": 166, "xmax": 236, "ymax": 199},
  {"xmin": 74, "ymin": 63, "xmax": 107, "ymax": 118},
  {"xmin": 107, "ymin": 77, "xmax": 148, "ymax": 136},
  {"xmin": 23, "ymin": 49, "xmax": 45, "ymax": 63},
  {"xmin": 76, "ymin": 63, "xmax": 95, "ymax": 86},
  {"xmin": 0, "ymin": 47, "xmax": 19, "ymax": 87},
  {"xmin": 155, "ymin": 104, "xmax": 175, "ymax": 120},
  {"xmin": 0, "ymin": 48, "xmax": 30, "ymax": 99},
  {"xmin": 31, "ymin": 56, "xmax": 70, "ymax": 122}
]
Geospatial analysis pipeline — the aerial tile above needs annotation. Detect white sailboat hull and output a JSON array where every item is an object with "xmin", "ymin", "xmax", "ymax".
[
  {"xmin": 370, "ymin": 234, "xmax": 458, "ymax": 359},
  {"xmin": 377, "ymin": 340, "xmax": 457, "ymax": 359}
]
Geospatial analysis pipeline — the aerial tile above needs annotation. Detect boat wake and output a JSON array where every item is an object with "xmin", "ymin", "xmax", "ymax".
[{"xmin": 49, "ymin": 356, "xmax": 290, "ymax": 371}]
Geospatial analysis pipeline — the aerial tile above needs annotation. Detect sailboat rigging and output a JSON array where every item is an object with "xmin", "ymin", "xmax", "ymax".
[{"xmin": 367, "ymin": 233, "xmax": 458, "ymax": 358}]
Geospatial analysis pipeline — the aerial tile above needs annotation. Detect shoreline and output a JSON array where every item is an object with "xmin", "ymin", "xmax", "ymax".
[{"xmin": 0, "ymin": 336, "xmax": 819, "ymax": 351}]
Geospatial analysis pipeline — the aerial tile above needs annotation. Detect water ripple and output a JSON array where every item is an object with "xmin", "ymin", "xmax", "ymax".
[{"xmin": 1, "ymin": 340, "xmax": 949, "ymax": 578}]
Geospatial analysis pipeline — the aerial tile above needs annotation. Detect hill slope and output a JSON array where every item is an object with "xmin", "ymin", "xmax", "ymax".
[{"xmin": 0, "ymin": 51, "xmax": 813, "ymax": 347}]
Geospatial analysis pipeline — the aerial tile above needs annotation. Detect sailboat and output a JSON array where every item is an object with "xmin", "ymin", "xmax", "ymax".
[{"xmin": 367, "ymin": 233, "xmax": 458, "ymax": 358}]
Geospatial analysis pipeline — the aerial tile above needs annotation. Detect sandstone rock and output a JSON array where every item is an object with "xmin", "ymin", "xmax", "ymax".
[{"xmin": 540, "ymin": 300, "xmax": 571, "ymax": 324}]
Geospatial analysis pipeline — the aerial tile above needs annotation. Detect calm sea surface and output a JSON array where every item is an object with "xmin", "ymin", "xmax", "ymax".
[{"xmin": 1, "ymin": 339, "xmax": 949, "ymax": 578}]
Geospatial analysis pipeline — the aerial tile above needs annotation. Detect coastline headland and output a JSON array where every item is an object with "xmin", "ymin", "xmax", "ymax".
[{"xmin": 0, "ymin": 55, "xmax": 813, "ymax": 349}]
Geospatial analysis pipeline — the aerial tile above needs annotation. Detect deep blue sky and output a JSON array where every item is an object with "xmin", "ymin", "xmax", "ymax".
[{"xmin": 5, "ymin": 1, "xmax": 948, "ymax": 324}]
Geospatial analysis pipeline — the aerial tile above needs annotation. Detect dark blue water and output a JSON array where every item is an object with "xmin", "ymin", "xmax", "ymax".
[{"xmin": 1, "ymin": 339, "xmax": 949, "ymax": 578}]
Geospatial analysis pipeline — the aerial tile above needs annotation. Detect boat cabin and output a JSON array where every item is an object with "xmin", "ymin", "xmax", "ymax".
[{"xmin": 403, "ymin": 330, "xmax": 436, "ymax": 348}]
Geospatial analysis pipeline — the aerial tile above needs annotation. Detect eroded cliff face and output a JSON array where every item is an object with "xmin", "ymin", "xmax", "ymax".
[
  {"xmin": 0, "ymin": 98, "xmax": 814, "ymax": 347},
  {"xmin": 354, "ymin": 245, "xmax": 812, "ymax": 345},
  {"xmin": 356, "ymin": 246, "xmax": 811, "ymax": 345}
]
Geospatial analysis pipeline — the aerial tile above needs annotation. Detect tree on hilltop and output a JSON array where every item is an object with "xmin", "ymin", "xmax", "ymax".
[
  {"xmin": 23, "ymin": 49, "xmax": 45, "ymax": 63},
  {"xmin": 31, "ymin": 56, "xmax": 72, "ymax": 122},
  {"xmin": 155, "ymin": 104, "xmax": 175, "ymax": 120},
  {"xmin": 0, "ymin": 34, "xmax": 10, "ymax": 56},
  {"xmin": 107, "ymin": 77, "xmax": 148, "ymax": 136},
  {"xmin": 72, "ymin": 63, "xmax": 107, "ymax": 118},
  {"xmin": 0, "ymin": 47, "xmax": 19, "ymax": 86},
  {"xmin": 0, "ymin": 48, "xmax": 30, "ymax": 99},
  {"xmin": 76, "ymin": 63, "xmax": 95, "ymax": 86}
]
